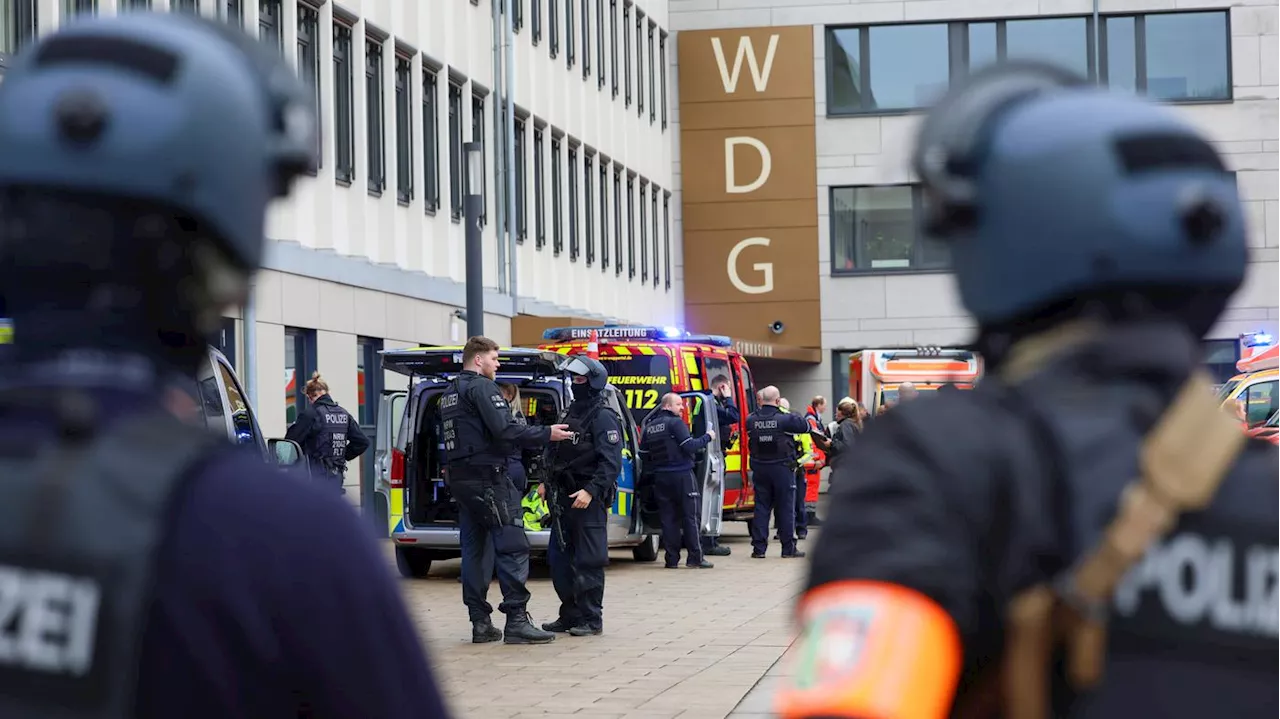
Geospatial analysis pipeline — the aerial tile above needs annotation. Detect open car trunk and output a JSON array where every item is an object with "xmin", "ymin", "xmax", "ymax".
[{"xmin": 405, "ymin": 385, "xmax": 564, "ymax": 528}]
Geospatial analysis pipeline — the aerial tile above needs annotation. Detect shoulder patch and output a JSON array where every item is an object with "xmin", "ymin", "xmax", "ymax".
[
  {"xmin": 605, "ymin": 429, "xmax": 620, "ymax": 444},
  {"xmin": 491, "ymin": 394, "xmax": 509, "ymax": 409}
]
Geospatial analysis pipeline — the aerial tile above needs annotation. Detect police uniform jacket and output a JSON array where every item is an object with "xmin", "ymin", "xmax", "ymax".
[
  {"xmin": 441, "ymin": 370, "xmax": 550, "ymax": 467},
  {"xmin": 641, "ymin": 407, "xmax": 710, "ymax": 473},
  {"xmin": 745, "ymin": 405, "xmax": 810, "ymax": 466},
  {"xmin": 807, "ymin": 323, "xmax": 1280, "ymax": 717},
  {"xmin": 285, "ymin": 393, "xmax": 369, "ymax": 473},
  {"xmin": 548, "ymin": 394, "xmax": 624, "ymax": 502}
]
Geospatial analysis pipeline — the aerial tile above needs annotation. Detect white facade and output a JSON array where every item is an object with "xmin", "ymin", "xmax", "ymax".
[
  {"xmin": 1, "ymin": 0, "xmax": 679, "ymax": 498},
  {"xmin": 669, "ymin": 0, "xmax": 1280, "ymax": 404}
]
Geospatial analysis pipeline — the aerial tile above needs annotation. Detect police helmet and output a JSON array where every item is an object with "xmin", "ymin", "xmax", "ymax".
[
  {"xmin": 912, "ymin": 61, "xmax": 1246, "ymax": 330},
  {"xmin": 562, "ymin": 355, "xmax": 609, "ymax": 392},
  {"xmin": 0, "ymin": 13, "xmax": 316, "ymax": 358}
]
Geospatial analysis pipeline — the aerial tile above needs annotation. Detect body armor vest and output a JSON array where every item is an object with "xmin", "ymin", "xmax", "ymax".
[
  {"xmin": 310, "ymin": 403, "xmax": 352, "ymax": 474},
  {"xmin": 640, "ymin": 411, "xmax": 684, "ymax": 470},
  {"xmin": 747, "ymin": 408, "xmax": 795, "ymax": 465},
  {"xmin": 547, "ymin": 398, "xmax": 620, "ymax": 484},
  {"xmin": 0, "ymin": 392, "xmax": 220, "ymax": 719},
  {"xmin": 440, "ymin": 374, "xmax": 503, "ymax": 466}
]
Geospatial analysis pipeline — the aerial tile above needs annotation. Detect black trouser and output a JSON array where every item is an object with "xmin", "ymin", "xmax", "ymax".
[
  {"xmin": 448, "ymin": 464, "xmax": 531, "ymax": 621},
  {"xmin": 794, "ymin": 468, "xmax": 808, "ymax": 536},
  {"xmin": 654, "ymin": 469, "xmax": 703, "ymax": 566},
  {"xmin": 546, "ymin": 482, "xmax": 610, "ymax": 630},
  {"xmin": 750, "ymin": 462, "xmax": 797, "ymax": 555}
]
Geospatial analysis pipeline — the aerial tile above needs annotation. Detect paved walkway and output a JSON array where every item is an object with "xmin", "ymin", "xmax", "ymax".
[{"xmin": 395, "ymin": 522, "xmax": 809, "ymax": 718}]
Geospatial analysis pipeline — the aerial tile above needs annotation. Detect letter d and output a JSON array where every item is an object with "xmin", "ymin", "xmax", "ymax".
[{"xmin": 724, "ymin": 137, "xmax": 772, "ymax": 194}]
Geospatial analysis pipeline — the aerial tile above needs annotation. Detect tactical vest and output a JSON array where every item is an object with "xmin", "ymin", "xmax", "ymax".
[
  {"xmin": 0, "ymin": 390, "xmax": 221, "ymax": 719},
  {"xmin": 310, "ymin": 403, "xmax": 352, "ymax": 475},
  {"xmin": 747, "ymin": 409, "xmax": 794, "ymax": 465},
  {"xmin": 440, "ymin": 374, "xmax": 503, "ymax": 466},
  {"xmin": 640, "ymin": 412, "xmax": 682, "ymax": 469},
  {"xmin": 547, "ymin": 398, "xmax": 621, "ymax": 482}
]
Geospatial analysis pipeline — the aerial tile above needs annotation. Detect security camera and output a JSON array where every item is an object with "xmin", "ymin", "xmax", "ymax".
[
  {"xmin": 452, "ymin": 309, "xmax": 467, "ymax": 321},
  {"xmin": 768, "ymin": 321, "xmax": 785, "ymax": 335}
]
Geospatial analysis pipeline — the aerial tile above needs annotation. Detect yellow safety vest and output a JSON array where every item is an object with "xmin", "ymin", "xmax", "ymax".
[{"xmin": 521, "ymin": 487, "xmax": 551, "ymax": 530}]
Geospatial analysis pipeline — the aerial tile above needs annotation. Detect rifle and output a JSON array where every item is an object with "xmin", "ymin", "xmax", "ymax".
[{"xmin": 544, "ymin": 479, "xmax": 570, "ymax": 551}]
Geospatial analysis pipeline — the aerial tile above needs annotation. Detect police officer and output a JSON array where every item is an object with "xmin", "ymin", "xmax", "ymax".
[
  {"xmin": 641, "ymin": 392, "xmax": 716, "ymax": 569},
  {"xmin": 745, "ymin": 387, "xmax": 810, "ymax": 559},
  {"xmin": 777, "ymin": 62, "xmax": 1278, "ymax": 719},
  {"xmin": 541, "ymin": 355, "xmax": 624, "ymax": 636},
  {"xmin": 0, "ymin": 13, "xmax": 451, "ymax": 717},
  {"xmin": 285, "ymin": 371, "xmax": 369, "ymax": 493},
  {"xmin": 441, "ymin": 335, "xmax": 572, "ymax": 645},
  {"xmin": 703, "ymin": 379, "xmax": 739, "ymax": 558}
]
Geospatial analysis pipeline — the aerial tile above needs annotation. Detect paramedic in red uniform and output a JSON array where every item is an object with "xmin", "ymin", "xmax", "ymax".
[{"xmin": 802, "ymin": 397, "xmax": 827, "ymax": 527}]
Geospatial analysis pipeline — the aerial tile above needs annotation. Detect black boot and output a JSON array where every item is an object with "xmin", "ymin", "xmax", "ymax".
[
  {"xmin": 568, "ymin": 624, "xmax": 603, "ymax": 636},
  {"xmin": 504, "ymin": 612, "xmax": 555, "ymax": 644},
  {"xmin": 705, "ymin": 545, "xmax": 731, "ymax": 557},
  {"xmin": 471, "ymin": 618, "xmax": 502, "ymax": 644},
  {"xmin": 541, "ymin": 617, "xmax": 575, "ymax": 633}
]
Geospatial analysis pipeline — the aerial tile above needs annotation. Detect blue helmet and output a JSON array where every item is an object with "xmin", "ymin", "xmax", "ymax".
[
  {"xmin": 0, "ymin": 12, "xmax": 317, "ymax": 273},
  {"xmin": 912, "ymin": 61, "xmax": 1246, "ymax": 329}
]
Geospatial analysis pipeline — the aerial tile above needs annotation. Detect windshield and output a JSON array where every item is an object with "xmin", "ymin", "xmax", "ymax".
[
  {"xmin": 599, "ymin": 353, "xmax": 674, "ymax": 425},
  {"xmin": 1215, "ymin": 376, "xmax": 1245, "ymax": 403}
]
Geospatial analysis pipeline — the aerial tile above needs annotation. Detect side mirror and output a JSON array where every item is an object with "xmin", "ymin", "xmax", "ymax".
[{"xmin": 268, "ymin": 438, "xmax": 305, "ymax": 468}]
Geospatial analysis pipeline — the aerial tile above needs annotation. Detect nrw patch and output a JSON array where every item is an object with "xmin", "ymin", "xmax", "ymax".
[{"xmin": 605, "ymin": 429, "xmax": 620, "ymax": 444}]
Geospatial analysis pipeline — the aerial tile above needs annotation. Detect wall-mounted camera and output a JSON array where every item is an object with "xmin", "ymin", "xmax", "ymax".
[
  {"xmin": 768, "ymin": 321, "xmax": 785, "ymax": 335},
  {"xmin": 452, "ymin": 309, "xmax": 467, "ymax": 321}
]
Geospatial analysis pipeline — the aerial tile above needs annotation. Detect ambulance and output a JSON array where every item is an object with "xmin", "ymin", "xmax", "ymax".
[
  {"xmin": 1217, "ymin": 333, "xmax": 1279, "ymax": 429},
  {"xmin": 537, "ymin": 325, "xmax": 762, "ymax": 521},
  {"xmin": 847, "ymin": 347, "xmax": 984, "ymax": 413}
]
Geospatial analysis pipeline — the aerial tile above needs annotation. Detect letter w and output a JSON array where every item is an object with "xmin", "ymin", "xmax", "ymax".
[{"xmin": 710, "ymin": 35, "xmax": 779, "ymax": 94}]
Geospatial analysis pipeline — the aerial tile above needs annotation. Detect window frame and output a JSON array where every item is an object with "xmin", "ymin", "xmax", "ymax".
[
  {"xmin": 584, "ymin": 148, "xmax": 596, "ymax": 266},
  {"xmin": 1098, "ymin": 10, "xmax": 1233, "ymax": 103},
  {"xmin": 651, "ymin": 183, "xmax": 660, "ymax": 288},
  {"xmin": 448, "ymin": 79, "xmax": 464, "ymax": 221},
  {"xmin": 568, "ymin": 141, "xmax": 580, "ymax": 262},
  {"xmin": 595, "ymin": 0, "xmax": 605, "ymax": 90},
  {"xmin": 659, "ymin": 31, "xmax": 668, "ymax": 130},
  {"xmin": 515, "ymin": 116, "xmax": 528, "ymax": 243},
  {"xmin": 514, "ymin": 0, "xmax": 523, "ymax": 32},
  {"xmin": 613, "ymin": 165, "xmax": 623, "ymax": 277},
  {"xmin": 647, "ymin": 20, "xmax": 656, "ymax": 124},
  {"xmin": 423, "ymin": 65, "xmax": 440, "ymax": 214},
  {"xmin": 356, "ymin": 336, "xmax": 385, "ymax": 427},
  {"xmin": 393, "ymin": 52, "xmax": 414, "ymax": 205},
  {"xmin": 599, "ymin": 157, "xmax": 610, "ymax": 272},
  {"xmin": 550, "ymin": 0, "xmax": 559, "ymax": 58},
  {"xmin": 566, "ymin": 0, "xmax": 575, "ymax": 69},
  {"xmin": 366, "ymin": 37, "xmax": 387, "ymax": 197},
  {"xmin": 284, "ymin": 327, "xmax": 318, "ymax": 426},
  {"xmin": 828, "ymin": 184, "xmax": 951, "ymax": 276},
  {"xmin": 663, "ymin": 190, "xmax": 671, "ymax": 290},
  {"xmin": 581, "ymin": 0, "xmax": 591, "ymax": 80},
  {"xmin": 534, "ymin": 124, "xmax": 546, "ymax": 249},
  {"xmin": 623, "ymin": 1, "xmax": 632, "ymax": 107},
  {"xmin": 258, "ymin": 0, "xmax": 282, "ymax": 50},
  {"xmin": 626, "ymin": 172, "xmax": 636, "ymax": 280},
  {"xmin": 635, "ymin": 9, "xmax": 645, "ymax": 117},
  {"xmin": 2, "ymin": 1, "xmax": 38, "ymax": 66},
  {"xmin": 471, "ymin": 91, "xmax": 488, "ymax": 226},
  {"xmin": 610, "ymin": 0, "xmax": 619, "ymax": 98},
  {"xmin": 297, "ymin": 3, "xmax": 322, "ymax": 174},
  {"xmin": 333, "ymin": 22, "xmax": 356, "ymax": 185},
  {"xmin": 638, "ymin": 179, "xmax": 649, "ymax": 282},
  {"xmin": 551, "ymin": 133, "xmax": 564, "ymax": 256},
  {"xmin": 533, "ymin": 0, "xmax": 541, "ymax": 44}
]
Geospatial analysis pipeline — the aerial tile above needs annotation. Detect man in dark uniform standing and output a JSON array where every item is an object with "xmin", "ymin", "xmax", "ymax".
[
  {"xmin": 641, "ymin": 392, "xmax": 716, "ymax": 569},
  {"xmin": 541, "ymin": 355, "xmax": 624, "ymax": 636},
  {"xmin": 702, "ymin": 379, "xmax": 739, "ymax": 557},
  {"xmin": 745, "ymin": 386, "xmax": 810, "ymax": 559},
  {"xmin": 441, "ymin": 335, "xmax": 573, "ymax": 645},
  {"xmin": 777, "ymin": 62, "xmax": 1278, "ymax": 719},
  {"xmin": 0, "ymin": 14, "xmax": 452, "ymax": 717}
]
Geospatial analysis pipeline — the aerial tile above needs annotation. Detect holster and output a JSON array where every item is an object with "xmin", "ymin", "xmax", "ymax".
[
  {"xmin": 450, "ymin": 464, "xmax": 520, "ymax": 530},
  {"xmin": 958, "ymin": 357, "xmax": 1247, "ymax": 719}
]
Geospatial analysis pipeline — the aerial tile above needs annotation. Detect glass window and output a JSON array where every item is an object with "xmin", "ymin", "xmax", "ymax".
[
  {"xmin": 568, "ymin": 143, "xmax": 579, "ymax": 261},
  {"xmin": 613, "ymin": 167, "xmax": 623, "ymax": 277},
  {"xmin": 596, "ymin": 0, "xmax": 605, "ymax": 89},
  {"xmin": 1144, "ymin": 12, "xmax": 1229, "ymax": 101},
  {"xmin": 217, "ymin": 361, "xmax": 259, "ymax": 447},
  {"xmin": 2, "ymin": 1, "xmax": 37, "ymax": 56},
  {"xmin": 297, "ymin": 5, "xmax": 322, "ymax": 172},
  {"xmin": 551, "ymin": 135, "xmax": 563, "ymax": 255},
  {"xmin": 532, "ymin": 0, "xmax": 541, "ymax": 42},
  {"xmin": 967, "ymin": 22, "xmax": 997, "ymax": 72},
  {"xmin": 638, "ymin": 181, "xmax": 648, "ymax": 282},
  {"xmin": 648, "ymin": 21, "xmax": 656, "ymax": 122},
  {"xmin": 534, "ymin": 127, "xmax": 546, "ymax": 248},
  {"xmin": 830, "ymin": 185, "xmax": 949, "ymax": 273},
  {"xmin": 1201, "ymin": 339, "xmax": 1240, "ymax": 386},
  {"xmin": 867, "ymin": 23, "xmax": 949, "ymax": 112},
  {"xmin": 598, "ymin": 354, "xmax": 672, "ymax": 425},
  {"xmin": 623, "ymin": 2, "xmax": 632, "ymax": 106},
  {"xmin": 635, "ymin": 10, "xmax": 645, "ymax": 116},
  {"xmin": 423, "ymin": 69, "xmax": 440, "ymax": 213},
  {"xmin": 516, "ymin": 118, "xmax": 528, "ymax": 243},
  {"xmin": 366, "ymin": 40, "xmax": 386, "ymax": 196},
  {"xmin": 513, "ymin": 0, "xmax": 523, "ymax": 31},
  {"xmin": 471, "ymin": 92, "xmax": 486, "ymax": 225},
  {"xmin": 566, "ymin": 0, "xmax": 575, "ymax": 67},
  {"xmin": 172, "ymin": 0, "xmax": 198, "ymax": 12},
  {"xmin": 333, "ymin": 24, "xmax": 355, "ymax": 184},
  {"xmin": 651, "ymin": 185, "xmax": 659, "ymax": 287},
  {"xmin": 258, "ymin": 0, "xmax": 281, "ymax": 49},
  {"xmin": 63, "ymin": 0, "xmax": 96, "ymax": 16},
  {"xmin": 663, "ymin": 191, "xmax": 671, "ymax": 290},
  {"xmin": 610, "ymin": 0, "xmax": 619, "ymax": 97},
  {"xmin": 626, "ymin": 174, "xmax": 635, "ymax": 279},
  {"xmin": 357, "ymin": 337, "xmax": 383, "ymax": 426},
  {"xmin": 1004, "ymin": 17, "xmax": 1090, "ymax": 80},
  {"xmin": 581, "ymin": 0, "xmax": 590, "ymax": 79},
  {"xmin": 550, "ymin": 0, "xmax": 559, "ymax": 57},
  {"xmin": 827, "ymin": 28, "xmax": 862, "ymax": 114},
  {"xmin": 599, "ymin": 160, "xmax": 610, "ymax": 270},
  {"xmin": 208, "ymin": 317, "xmax": 237, "ymax": 370},
  {"xmin": 448, "ymin": 81, "xmax": 463, "ymax": 220},
  {"xmin": 584, "ymin": 150, "xmax": 595, "ymax": 265},
  {"xmin": 660, "ymin": 32, "xmax": 668, "ymax": 129},
  {"xmin": 196, "ymin": 357, "xmax": 226, "ymax": 434},
  {"xmin": 119, "ymin": 0, "xmax": 151, "ymax": 10},
  {"xmin": 225, "ymin": 0, "xmax": 243, "ymax": 26},
  {"xmin": 394, "ymin": 55, "xmax": 413, "ymax": 204},
  {"xmin": 1243, "ymin": 380, "xmax": 1279, "ymax": 427},
  {"xmin": 1104, "ymin": 17, "xmax": 1137, "ymax": 93}
]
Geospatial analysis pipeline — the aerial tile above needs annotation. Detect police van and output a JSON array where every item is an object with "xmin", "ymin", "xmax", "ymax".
[{"xmin": 373, "ymin": 346, "xmax": 727, "ymax": 579}]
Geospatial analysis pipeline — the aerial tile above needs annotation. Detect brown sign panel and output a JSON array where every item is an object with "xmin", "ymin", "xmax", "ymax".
[{"xmin": 677, "ymin": 25, "xmax": 820, "ymax": 349}]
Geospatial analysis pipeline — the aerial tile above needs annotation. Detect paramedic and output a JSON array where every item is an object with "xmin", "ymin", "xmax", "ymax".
[
  {"xmin": 777, "ymin": 61, "xmax": 1278, "ymax": 719},
  {"xmin": 285, "ymin": 371, "xmax": 369, "ymax": 493},
  {"xmin": 641, "ymin": 392, "xmax": 716, "ymax": 569},
  {"xmin": 542, "ymin": 355, "xmax": 624, "ymax": 636},
  {"xmin": 802, "ymin": 397, "xmax": 828, "ymax": 527},
  {"xmin": 745, "ymin": 387, "xmax": 810, "ymax": 559},
  {"xmin": 442, "ymin": 335, "xmax": 572, "ymax": 645},
  {"xmin": 0, "ymin": 13, "xmax": 451, "ymax": 718}
]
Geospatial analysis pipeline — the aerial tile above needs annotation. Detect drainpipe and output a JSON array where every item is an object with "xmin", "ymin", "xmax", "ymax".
[
  {"xmin": 1092, "ymin": 0, "xmax": 1101, "ymax": 85},
  {"xmin": 490, "ymin": 0, "xmax": 507, "ymax": 294},
  {"xmin": 505, "ymin": 0, "xmax": 519, "ymax": 316}
]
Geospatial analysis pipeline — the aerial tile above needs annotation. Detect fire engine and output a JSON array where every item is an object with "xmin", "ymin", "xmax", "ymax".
[
  {"xmin": 848, "ymin": 347, "xmax": 984, "ymax": 412},
  {"xmin": 538, "ymin": 325, "xmax": 763, "ymax": 521},
  {"xmin": 1218, "ymin": 332, "xmax": 1279, "ymax": 429}
]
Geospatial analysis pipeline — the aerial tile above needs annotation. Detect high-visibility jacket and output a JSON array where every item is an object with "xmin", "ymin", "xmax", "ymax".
[{"xmin": 802, "ymin": 407, "xmax": 827, "ymax": 508}]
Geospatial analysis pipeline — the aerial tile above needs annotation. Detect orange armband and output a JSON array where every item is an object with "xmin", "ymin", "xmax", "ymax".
[{"xmin": 775, "ymin": 581, "xmax": 962, "ymax": 719}]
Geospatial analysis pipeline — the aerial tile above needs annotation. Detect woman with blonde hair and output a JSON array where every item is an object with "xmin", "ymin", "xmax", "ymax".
[{"xmin": 285, "ymin": 371, "xmax": 370, "ymax": 493}]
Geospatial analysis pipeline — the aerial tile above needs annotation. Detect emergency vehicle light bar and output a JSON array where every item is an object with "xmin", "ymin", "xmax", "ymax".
[
  {"xmin": 542, "ymin": 325, "xmax": 732, "ymax": 347},
  {"xmin": 880, "ymin": 347, "xmax": 975, "ymax": 361}
]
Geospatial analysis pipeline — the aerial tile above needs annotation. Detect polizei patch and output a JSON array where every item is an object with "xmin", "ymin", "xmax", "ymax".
[
  {"xmin": 0, "ymin": 558, "xmax": 109, "ymax": 706},
  {"xmin": 606, "ymin": 430, "xmax": 620, "ymax": 444}
]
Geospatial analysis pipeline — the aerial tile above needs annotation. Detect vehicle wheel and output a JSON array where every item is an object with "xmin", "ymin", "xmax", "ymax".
[
  {"xmin": 631, "ymin": 534, "xmax": 658, "ymax": 562},
  {"xmin": 395, "ymin": 545, "xmax": 433, "ymax": 579}
]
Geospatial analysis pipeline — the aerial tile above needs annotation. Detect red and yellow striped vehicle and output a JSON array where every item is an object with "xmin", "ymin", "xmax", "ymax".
[{"xmin": 538, "ymin": 325, "xmax": 763, "ymax": 521}]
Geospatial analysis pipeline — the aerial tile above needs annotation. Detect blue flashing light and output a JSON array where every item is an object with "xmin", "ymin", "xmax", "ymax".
[
  {"xmin": 661, "ymin": 326, "xmax": 683, "ymax": 339},
  {"xmin": 1244, "ymin": 332, "xmax": 1274, "ymax": 347},
  {"xmin": 541, "ymin": 325, "xmax": 732, "ymax": 347}
]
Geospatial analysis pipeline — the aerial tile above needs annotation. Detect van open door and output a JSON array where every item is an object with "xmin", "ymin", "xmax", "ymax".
[
  {"xmin": 381, "ymin": 346, "xmax": 564, "ymax": 379},
  {"xmin": 373, "ymin": 389, "xmax": 408, "ymax": 538},
  {"xmin": 683, "ymin": 392, "xmax": 726, "ymax": 538}
]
